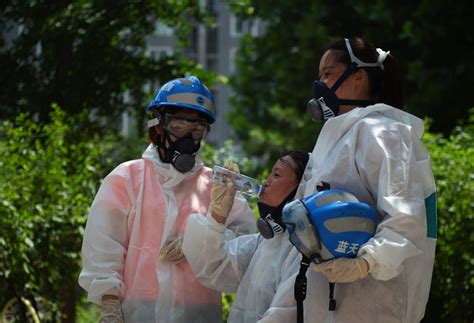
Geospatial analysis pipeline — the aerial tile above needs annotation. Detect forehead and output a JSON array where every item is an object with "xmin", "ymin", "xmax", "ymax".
[
  {"xmin": 273, "ymin": 156, "xmax": 297, "ymax": 174},
  {"xmin": 319, "ymin": 50, "xmax": 344, "ymax": 72}
]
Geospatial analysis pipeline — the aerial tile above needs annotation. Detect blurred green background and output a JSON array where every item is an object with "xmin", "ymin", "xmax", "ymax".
[{"xmin": 1, "ymin": 0, "xmax": 472, "ymax": 322}]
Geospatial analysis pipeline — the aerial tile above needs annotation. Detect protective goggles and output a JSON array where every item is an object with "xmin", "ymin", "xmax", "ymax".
[{"xmin": 163, "ymin": 113, "xmax": 210, "ymax": 139}]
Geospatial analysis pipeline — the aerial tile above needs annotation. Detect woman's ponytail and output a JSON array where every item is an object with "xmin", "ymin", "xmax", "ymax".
[
  {"xmin": 377, "ymin": 54, "xmax": 405, "ymax": 109},
  {"xmin": 327, "ymin": 37, "xmax": 406, "ymax": 109}
]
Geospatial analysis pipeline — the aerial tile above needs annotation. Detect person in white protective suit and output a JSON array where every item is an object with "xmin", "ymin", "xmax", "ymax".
[
  {"xmin": 182, "ymin": 150, "xmax": 310, "ymax": 323},
  {"xmin": 296, "ymin": 36, "xmax": 437, "ymax": 322},
  {"xmin": 78, "ymin": 76, "xmax": 256, "ymax": 323}
]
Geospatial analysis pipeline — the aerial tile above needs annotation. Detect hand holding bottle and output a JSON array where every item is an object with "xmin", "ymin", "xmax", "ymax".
[{"xmin": 210, "ymin": 161, "xmax": 240, "ymax": 223}]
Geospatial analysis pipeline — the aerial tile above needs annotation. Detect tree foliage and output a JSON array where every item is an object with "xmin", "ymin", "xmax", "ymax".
[
  {"xmin": 0, "ymin": 0, "xmax": 214, "ymax": 128},
  {"xmin": 0, "ymin": 106, "xmax": 118, "ymax": 321},
  {"xmin": 228, "ymin": 0, "xmax": 474, "ymax": 163},
  {"xmin": 421, "ymin": 110, "xmax": 474, "ymax": 322}
]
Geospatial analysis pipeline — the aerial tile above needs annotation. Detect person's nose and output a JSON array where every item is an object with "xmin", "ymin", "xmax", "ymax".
[{"xmin": 263, "ymin": 177, "xmax": 272, "ymax": 188}]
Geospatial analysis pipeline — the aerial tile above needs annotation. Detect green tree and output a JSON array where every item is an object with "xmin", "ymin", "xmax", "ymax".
[
  {"xmin": 0, "ymin": 106, "xmax": 119, "ymax": 321},
  {"xmin": 228, "ymin": 0, "xmax": 474, "ymax": 164},
  {"xmin": 0, "ymin": 1, "xmax": 214, "ymax": 128},
  {"xmin": 422, "ymin": 110, "xmax": 474, "ymax": 322}
]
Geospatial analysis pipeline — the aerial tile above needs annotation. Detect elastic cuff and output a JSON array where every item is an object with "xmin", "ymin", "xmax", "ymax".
[
  {"xmin": 206, "ymin": 211, "xmax": 226, "ymax": 232},
  {"xmin": 360, "ymin": 253, "xmax": 375, "ymax": 273}
]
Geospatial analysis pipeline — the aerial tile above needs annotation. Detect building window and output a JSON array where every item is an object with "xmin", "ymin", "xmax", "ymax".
[
  {"xmin": 229, "ymin": 47, "xmax": 238, "ymax": 74},
  {"xmin": 206, "ymin": 56, "xmax": 217, "ymax": 72},
  {"xmin": 146, "ymin": 46, "xmax": 173, "ymax": 60},
  {"xmin": 189, "ymin": 27, "xmax": 199, "ymax": 55},
  {"xmin": 229, "ymin": 15, "xmax": 259, "ymax": 37},
  {"xmin": 206, "ymin": 27, "xmax": 218, "ymax": 55},
  {"xmin": 155, "ymin": 21, "xmax": 173, "ymax": 36},
  {"xmin": 230, "ymin": 15, "xmax": 242, "ymax": 37},
  {"xmin": 207, "ymin": 0, "xmax": 219, "ymax": 16},
  {"xmin": 250, "ymin": 19, "xmax": 259, "ymax": 36}
]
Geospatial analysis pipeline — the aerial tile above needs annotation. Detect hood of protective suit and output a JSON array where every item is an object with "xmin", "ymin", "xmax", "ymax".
[
  {"xmin": 297, "ymin": 103, "xmax": 425, "ymax": 201},
  {"xmin": 142, "ymin": 144, "xmax": 204, "ymax": 188}
]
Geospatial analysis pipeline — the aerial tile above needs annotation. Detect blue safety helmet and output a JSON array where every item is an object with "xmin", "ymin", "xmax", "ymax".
[
  {"xmin": 282, "ymin": 189, "xmax": 377, "ymax": 264},
  {"xmin": 147, "ymin": 76, "xmax": 216, "ymax": 123}
]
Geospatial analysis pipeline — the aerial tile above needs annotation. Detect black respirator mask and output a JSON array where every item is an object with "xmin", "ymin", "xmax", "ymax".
[
  {"xmin": 307, "ymin": 38, "xmax": 382, "ymax": 122},
  {"xmin": 257, "ymin": 188, "xmax": 297, "ymax": 239},
  {"xmin": 162, "ymin": 131, "xmax": 201, "ymax": 173}
]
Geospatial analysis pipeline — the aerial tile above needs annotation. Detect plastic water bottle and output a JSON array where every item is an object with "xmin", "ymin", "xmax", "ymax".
[{"xmin": 212, "ymin": 165, "xmax": 264, "ymax": 197}]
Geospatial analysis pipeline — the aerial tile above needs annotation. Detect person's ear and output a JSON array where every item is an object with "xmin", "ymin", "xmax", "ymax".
[
  {"xmin": 354, "ymin": 68, "xmax": 368, "ymax": 85},
  {"xmin": 154, "ymin": 125, "xmax": 164, "ymax": 135}
]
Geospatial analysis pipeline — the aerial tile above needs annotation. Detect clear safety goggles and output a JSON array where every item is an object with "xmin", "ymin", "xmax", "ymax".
[
  {"xmin": 282, "ymin": 199, "xmax": 322, "ymax": 261},
  {"xmin": 163, "ymin": 113, "xmax": 210, "ymax": 139}
]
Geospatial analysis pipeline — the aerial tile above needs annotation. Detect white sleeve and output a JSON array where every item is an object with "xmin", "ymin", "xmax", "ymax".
[
  {"xmin": 356, "ymin": 122, "xmax": 429, "ymax": 280},
  {"xmin": 258, "ymin": 247, "xmax": 301, "ymax": 323},
  {"xmin": 225, "ymin": 192, "xmax": 257, "ymax": 236},
  {"xmin": 182, "ymin": 213, "xmax": 260, "ymax": 293},
  {"xmin": 78, "ymin": 165, "xmax": 133, "ymax": 305}
]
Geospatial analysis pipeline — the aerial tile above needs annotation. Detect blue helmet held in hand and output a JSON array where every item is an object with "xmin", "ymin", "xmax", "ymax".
[
  {"xmin": 147, "ymin": 76, "xmax": 216, "ymax": 123},
  {"xmin": 282, "ymin": 189, "xmax": 377, "ymax": 264}
]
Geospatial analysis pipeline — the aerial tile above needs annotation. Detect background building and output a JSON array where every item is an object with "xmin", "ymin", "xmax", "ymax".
[{"xmin": 143, "ymin": 0, "xmax": 263, "ymax": 146}]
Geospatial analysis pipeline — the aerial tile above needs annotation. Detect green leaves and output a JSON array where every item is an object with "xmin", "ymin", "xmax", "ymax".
[
  {"xmin": 0, "ymin": 106, "xmax": 116, "ymax": 319},
  {"xmin": 0, "ymin": 0, "xmax": 211, "ymax": 132},
  {"xmin": 422, "ymin": 110, "xmax": 474, "ymax": 321}
]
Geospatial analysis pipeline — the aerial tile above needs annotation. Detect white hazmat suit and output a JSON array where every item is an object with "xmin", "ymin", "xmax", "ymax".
[
  {"xmin": 79, "ymin": 144, "xmax": 256, "ymax": 322},
  {"xmin": 297, "ymin": 104, "xmax": 437, "ymax": 323},
  {"xmin": 182, "ymin": 213, "xmax": 303, "ymax": 323}
]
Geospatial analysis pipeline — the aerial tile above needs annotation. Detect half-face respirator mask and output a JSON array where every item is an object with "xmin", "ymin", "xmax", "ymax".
[
  {"xmin": 307, "ymin": 38, "xmax": 386, "ymax": 122},
  {"xmin": 256, "ymin": 189, "xmax": 297, "ymax": 239},
  {"xmin": 148, "ymin": 112, "xmax": 209, "ymax": 173},
  {"xmin": 163, "ymin": 132, "xmax": 201, "ymax": 173},
  {"xmin": 282, "ymin": 189, "xmax": 377, "ymax": 264}
]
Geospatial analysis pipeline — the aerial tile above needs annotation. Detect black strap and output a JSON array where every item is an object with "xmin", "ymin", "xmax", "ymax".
[
  {"xmin": 337, "ymin": 98, "xmax": 375, "ymax": 107},
  {"xmin": 329, "ymin": 63, "xmax": 375, "ymax": 108},
  {"xmin": 295, "ymin": 256, "xmax": 311, "ymax": 323},
  {"xmin": 316, "ymin": 181, "xmax": 331, "ymax": 192},
  {"xmin": 329, "ymin": 282, "xmax": 336, "ymax": 311},
  {"xmin": 330, "ymin": 63, "xmax": 358, "ymax": 91}
]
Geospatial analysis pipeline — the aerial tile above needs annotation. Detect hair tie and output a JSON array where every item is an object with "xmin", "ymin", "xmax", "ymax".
[{"xmin": 376, "ymin": 48, "xmax": 390, "ymax": 70}]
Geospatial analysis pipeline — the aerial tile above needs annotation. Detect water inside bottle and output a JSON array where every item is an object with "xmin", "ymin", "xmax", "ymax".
[{"xmin": 212, "ymin": 165, "xmax": 263, "ymax": 196}]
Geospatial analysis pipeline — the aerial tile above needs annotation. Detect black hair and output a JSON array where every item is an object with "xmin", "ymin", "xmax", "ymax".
[
  {"xmin": 326, "ymin": 37, "xmax": 405, "ymax": 109},
  {"xmin": 279, "ymin": 150, "xmax": 310, "ymax": 182}
]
